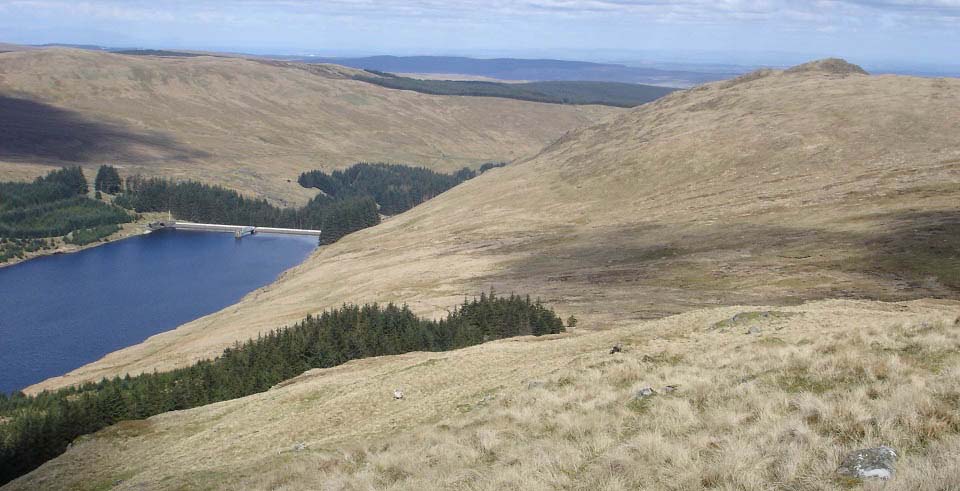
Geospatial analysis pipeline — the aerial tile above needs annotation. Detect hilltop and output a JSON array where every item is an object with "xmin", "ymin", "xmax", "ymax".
[
  {"xmin": 0, "ymin": 48, "xmax": 617, "ymax": 205},
  {"xmin": 27, "ymin": 59, "xmax": 960, "ymax": 394}
]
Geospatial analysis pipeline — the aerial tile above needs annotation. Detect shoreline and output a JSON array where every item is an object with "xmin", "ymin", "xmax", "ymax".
[
  {"xmin": 0, "ymin": 212, "xmax": 167, "ymax": 270},
  {"xmin": 17, "ymin": 226, "xmax": 321, "ymax": 396}
]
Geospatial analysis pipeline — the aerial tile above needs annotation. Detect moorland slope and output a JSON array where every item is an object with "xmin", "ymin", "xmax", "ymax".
[
  {"xmin": 11, "ymin": 300, "xmax": 960, "ymax": 489},
  {"xmin": 27, "ymin": 59, "xmax": 960, "ymax": 395},
  {"xmin": 10, "ymin": 57, "xmax": 960, "ymax": 490},
  {"xmin": 0, "ymin": 48, "xmax": 617, "ymax": 205}
]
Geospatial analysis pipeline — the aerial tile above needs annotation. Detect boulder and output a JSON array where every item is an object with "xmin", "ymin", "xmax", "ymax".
[
  {"xmin": 393, "ymin": 389, "xmax": 404, "ymax": 400},
  {"xmin": 837, "ymin": 446, "xmax": 898, "ymax": 480},
  {"xmin": 527, "ymin": 380, "xmax": 545, "ymax": 390}
]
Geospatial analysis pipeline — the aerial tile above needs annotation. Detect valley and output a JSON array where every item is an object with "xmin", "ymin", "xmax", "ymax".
[
  {"xmin": 1, "ymin": 35, "xmax": 959, "ymax": 489},
  {"xmin": 0, "ymin": 48, "xmax": 618, "ymax": 206},
  {"xmin": 27, "ymin": 60, "xmax": 960, "ymax": 395}
]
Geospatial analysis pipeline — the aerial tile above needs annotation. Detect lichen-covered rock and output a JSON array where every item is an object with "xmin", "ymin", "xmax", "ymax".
[{"xmin": 837, "ymin": 446, "xmax": 898, "ymax": 480}]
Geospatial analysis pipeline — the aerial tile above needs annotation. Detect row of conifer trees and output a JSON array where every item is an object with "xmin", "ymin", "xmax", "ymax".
[
  {"xmin": 0, "ymin": 167, "xmax": 132, "ymax": 241},
  {"xmin": 114, "ymin": 176, "xmax": 381, "ymax": 245},
  {"xmin": 0, "ymin": 293, "xmax": 564, "ymax": 484},
  {"xmin": 297, "ymin": 162, "xmax": 477, "ymax": 215}
]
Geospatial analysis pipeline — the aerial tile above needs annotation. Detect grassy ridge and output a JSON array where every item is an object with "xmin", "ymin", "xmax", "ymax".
[{"xmin": 354, "ymin": 72, "xmax": 677, "ymax": 108}]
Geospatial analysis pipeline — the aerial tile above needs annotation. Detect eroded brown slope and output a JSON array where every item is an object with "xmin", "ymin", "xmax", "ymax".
[
  {"xmin": 0, "ymin": 48, "xmax": 616, "ymax": 204},
  {"xmin": 27, "ymin": 60, "xmax": 960, "ymax": 394}
]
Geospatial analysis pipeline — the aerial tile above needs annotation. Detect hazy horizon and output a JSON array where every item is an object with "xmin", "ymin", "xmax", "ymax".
[{"xmin": 2, "ymin": 1, "xmax": 959, "ymax": 71}]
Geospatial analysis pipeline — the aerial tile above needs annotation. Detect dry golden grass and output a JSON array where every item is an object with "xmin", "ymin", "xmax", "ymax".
[
  {"xmin": 0, "ymin": 48, "xmax": 617, "ymax": 205},
  {"xmin": 26, "ymin": 61, "xmax": 960, "ymax": 395},
  {"xmin": 10, "ymin": 299, "xmax": 960, "ymax": 490},
  {"xmin": 11, "ymin": 60, "xmax": 960, "ymax": 489}
]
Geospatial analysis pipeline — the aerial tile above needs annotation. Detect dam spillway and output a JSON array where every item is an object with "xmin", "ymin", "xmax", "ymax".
[{"xmin": 149, "ymin": 221, "xmax": 322, "ymax": 238}]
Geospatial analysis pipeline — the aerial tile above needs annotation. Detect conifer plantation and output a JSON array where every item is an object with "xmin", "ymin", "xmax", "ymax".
[
  {"xmin": 0, "ymin": 167, "xmax": 133, "ymax": 261},
  {"xmin": 297, "ymin": 162, "xmax": 478, "ymax": 215},
  {"xmin": 0, "ymin": 293, "xmax": 565, "ymax": 484},
  {"xmin": 117, "ymin": 162, "xmax": 483, "ymax": 245},
  {"xmin": 93, "ymin": 165, "xmax": 122, "ymax": 194},
  {"xmin": 115, "ymin": 176, "xmax": 380, "ymax": 244}
]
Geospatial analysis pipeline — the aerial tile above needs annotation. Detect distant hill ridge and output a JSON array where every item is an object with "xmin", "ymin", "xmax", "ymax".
[
  {"xmin": 350, "ymin": 72, "xmax": 678, "ymax": 107},
  {"xmin": 304, "ymin": 54, "xmax": 734, "ymax": 86}
]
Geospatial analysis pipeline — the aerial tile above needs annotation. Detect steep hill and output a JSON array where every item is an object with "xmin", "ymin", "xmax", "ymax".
[
  {"xmin": 0, "ymin": 49, "xmax": 617, "ymax": 205},
  {"xmin": 27, "ymin": 59, "xmax": 960, "ymax": 395}
]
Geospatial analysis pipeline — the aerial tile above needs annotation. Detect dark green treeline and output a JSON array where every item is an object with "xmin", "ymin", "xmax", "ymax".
[
  {"xmin": 297, "ymin": 162, "xmax": 478, "ymax": 215},
  {"xmin": 0, "ymin": 293, "xmax": 564, "ymax": 484},
  {"xmin": 93, "ymin": 165, "xmax": 122, "ymax": 194},
  {"xmin": 115, "ymin": 177, "xmax": 380, "ymax": 245},
  {"xmin": 0, "ymin": 167, "xmax": 132, "ymax": 261}
]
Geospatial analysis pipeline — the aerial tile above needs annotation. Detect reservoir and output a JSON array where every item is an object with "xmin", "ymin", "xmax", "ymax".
[{"xmin": 0, "ymin": 229, "xmax": 317, "ymax": 394}]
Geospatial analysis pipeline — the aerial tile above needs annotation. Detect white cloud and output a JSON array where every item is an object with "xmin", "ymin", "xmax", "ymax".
[{"xmin": 7, "ymin": 0, "xmax": 960, "ymax": 24}]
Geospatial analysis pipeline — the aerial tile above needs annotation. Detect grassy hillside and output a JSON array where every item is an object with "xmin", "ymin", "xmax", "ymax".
[
  {"xmin": 353, "ymin": 72, "xmax": 677, "ymax": 107},
  {"xmin": 27, "ymin": 59, "xmax": 960, "ymax": 396},
  {"xmin": 9, "ymin": 299, "xmax": 960, "ymax": 489},
  {"xmin": 0, "ymin": 48, "xmax": 618, "ymax": 206},
  {"xmin": 14, "ymin": 59, "xmax": 960, "ymax": 488}
]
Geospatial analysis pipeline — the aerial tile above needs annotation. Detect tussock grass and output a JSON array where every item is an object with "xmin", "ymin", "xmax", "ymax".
[
  {"xmin": 261, "ymin": 306, "xmax": 960, "ymax": 490},
  {"xmin": 17, "ymin": 300, "xmax": 959, "ymax": 490}
]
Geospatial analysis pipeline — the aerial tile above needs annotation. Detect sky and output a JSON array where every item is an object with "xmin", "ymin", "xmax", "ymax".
[{"xmin": 1, "ymin": 1, "xmax": 959, "ymax": 68}]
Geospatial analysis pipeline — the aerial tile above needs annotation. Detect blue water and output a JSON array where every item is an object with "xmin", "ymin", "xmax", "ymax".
[{"xmin": 0, "ymin": 229, "xmax": 317, "ymax": 394}]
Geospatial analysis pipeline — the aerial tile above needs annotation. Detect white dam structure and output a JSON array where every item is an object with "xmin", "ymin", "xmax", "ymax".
[{"xmin": 148, "ymin": 220, "xmax": 322, "ymax": 239}]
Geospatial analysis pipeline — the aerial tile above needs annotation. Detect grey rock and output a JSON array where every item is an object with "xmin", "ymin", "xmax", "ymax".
[
  {"xmin": 662, "ymin": 384, "xmax": 679, "ymax": 393},
  {"xmin": 747, "ymin": 326, "xmax": 762, "ymax": 335},
  {"xmin": 393, "ymin": 388, "xmax": 404, "ymax": 400},
  {"xmin": 527, "ymin": 380, "xmax": 546, "ymax": 390},
  {"xmin": 837, "ymin": 446, "xmax": 898, "ymax": 480},
  {"xmin": 633, "ymin": 387, "xmax": 657, "ymax": 399},
  {"xmin": 610, "ymin": 343, "xmax": 623, "ymax": 354},
  {"xmin": 292, "ymin": 442, "xmax": 307, "ymax": 452}
]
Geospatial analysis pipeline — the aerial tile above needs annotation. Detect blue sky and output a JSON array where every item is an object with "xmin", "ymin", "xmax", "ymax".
[{"xmin": 1, "ymin": 1, "xmax": 958, "ymax": 67}]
